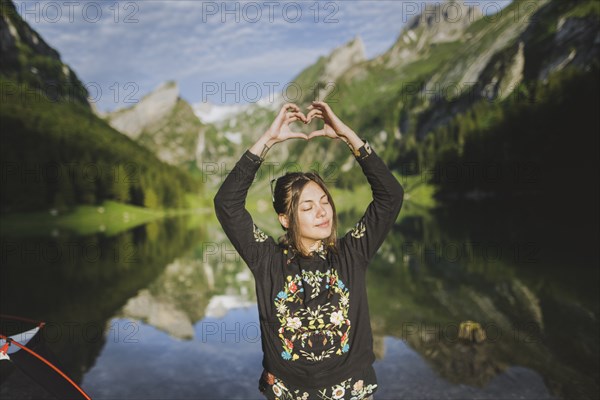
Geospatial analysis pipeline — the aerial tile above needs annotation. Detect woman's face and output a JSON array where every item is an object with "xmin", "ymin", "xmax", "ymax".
[{"xmin": 296, "ymin": 181, "xmax": 333, "ymax": 248}]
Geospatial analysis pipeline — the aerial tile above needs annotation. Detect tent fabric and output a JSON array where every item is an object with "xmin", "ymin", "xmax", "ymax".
[{"xmin": 0, "ymin": 315, "xmax": 91, "ymax": 400}]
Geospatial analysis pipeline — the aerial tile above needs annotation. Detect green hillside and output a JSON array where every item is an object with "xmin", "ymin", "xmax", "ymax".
[
  {"xmin": 0, "ymin": 78, "xmax": 200, "ymax": 213},
  {"xmin": 0, "ymin": 1, "xmax": 201, "ymax": 215},
  {"xmin": 213, "ymin": 0, "xmax": 599, "ymax": 207}
]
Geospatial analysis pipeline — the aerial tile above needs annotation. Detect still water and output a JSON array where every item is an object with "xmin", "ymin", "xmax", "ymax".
[{"xmin": 1, "ymin": 202, "xmax": 598, "ymax": 399}]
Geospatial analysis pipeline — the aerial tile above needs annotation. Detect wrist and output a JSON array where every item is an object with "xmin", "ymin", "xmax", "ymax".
[
  {"xmin": 250, "ymin": 135, "xmax": 275, "ymax": 159},
  {"xmin": 260, "ymin": 131, "xmax": 280, "ymax": 147},
  {"xmin": 344, "ymin": 136, "xmax": 365, "ymax": 155}
]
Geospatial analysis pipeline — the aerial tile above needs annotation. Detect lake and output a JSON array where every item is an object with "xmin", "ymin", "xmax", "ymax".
[{"xmin": 1, "ymin": 200, "xmax": 598, "ymax": 399}]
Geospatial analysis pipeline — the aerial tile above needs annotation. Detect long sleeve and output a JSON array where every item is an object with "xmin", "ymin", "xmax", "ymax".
[
  {"xmin": 213, "ymin": 150, "xmax": 275, "ymax": 271},
  {"xmin": 341, "ymin": 141, "xmax": 404, "ymax": 266}
]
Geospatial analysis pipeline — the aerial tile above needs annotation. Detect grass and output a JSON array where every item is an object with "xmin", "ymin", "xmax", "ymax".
[
  {"xmin": 238, "ymin": 174, "xmax": 438, "ymax": 239},
  {"xmin": 564, "ymin": 0, "xmax": 600, "ymax": 18},
  {"xmin": 1, "ymin": 168, "xmax": 437, "ymax": 238},
  {"xmin": 1, "ymin": 200, "xmax": 170, "ymax": 237},
  {"xmin": 330, "ymin": 172, "xmax": 437, "ymax": 221}
]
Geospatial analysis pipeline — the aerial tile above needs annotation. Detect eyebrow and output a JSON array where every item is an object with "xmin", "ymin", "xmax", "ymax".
[{"xmin": 300, "ymin": 194, "xmax": 328, "ymax": 204}]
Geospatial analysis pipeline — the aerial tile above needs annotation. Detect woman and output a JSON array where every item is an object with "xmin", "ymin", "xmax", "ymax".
[{"xmin": 214, "ymin": 101, "xmax": 404, "ymax": 399}]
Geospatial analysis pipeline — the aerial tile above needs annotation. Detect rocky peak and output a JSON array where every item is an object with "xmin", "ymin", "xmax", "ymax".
[
  {"xmin": 382, "ymin": 0, "xmax": 482, "ymax": 68},
  {"xmin": 106, "ymin": 80, "xmax": 204, "ymax": 167},
  {"xmin": 0, "ymin": 1, "xmax": 61, "ymax": 71},
  {"xmin": 0, "ymin": 0, "xmax": 89, "ymax": 105},
  {"xmin": 405, "ymin": 0, "xmax": 482, "ymax": 42},
  {"xmin": 322, "ymin": 35, "xmax": 366, "ymax": 82},
  {"xmin": 108, "ymin": 81, "xmax": 180, "ymax": 139}
]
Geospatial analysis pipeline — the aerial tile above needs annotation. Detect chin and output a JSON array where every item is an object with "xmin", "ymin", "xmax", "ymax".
[{"xmin": 316, "ymin": 229, "xmax": 332, "ymax": 239}]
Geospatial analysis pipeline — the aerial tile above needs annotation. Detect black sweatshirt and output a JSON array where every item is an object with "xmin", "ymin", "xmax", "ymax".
[{"xmin": 213, "ymin": 141, "xmax": 404, "ymax": 390}]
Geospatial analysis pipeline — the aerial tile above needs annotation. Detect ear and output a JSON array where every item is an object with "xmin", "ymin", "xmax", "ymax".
[{"xmin": 278, "ymin": 214, "xmax": 289, "ymax": 229}]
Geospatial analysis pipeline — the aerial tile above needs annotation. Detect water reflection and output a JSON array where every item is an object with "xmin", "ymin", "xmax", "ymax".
[
  {"xmin": 82, "ymin": 312, "xmax": 263, "ymax": 399},
  {"xmin": 0, "ymin": 204, "xmax": 597, "ymax": 399},
  {"xmin": 0, "ymin": 216, "xmax": 202, "ymax": 396},
  {"xmin": 374, "ymin": 336, "xmax": 555, "ymax": 399},
  {"xmin": 80, "ymin": 312, "xmax": 555, "ymax": 400}
]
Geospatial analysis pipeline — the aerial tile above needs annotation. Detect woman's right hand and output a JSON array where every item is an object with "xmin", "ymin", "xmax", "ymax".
[{"xmin": 263, "ymin": 103, "xmax": 309, "ymax": 146}]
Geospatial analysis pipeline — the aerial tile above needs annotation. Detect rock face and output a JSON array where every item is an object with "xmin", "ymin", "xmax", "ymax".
[
  {"xmin": 383, "ymin": 0, "xmax": 483, "ymax": 68},
  {"xmin": 106, "ymin": 81, "xmax": 203, "ymax": 166},
  {"xmin": 404, "ymin": 0, "xmax": 483, "ymax": 43},
  {"xmin": 121, "ymin": 288, "xmax": 195, "ymax": 340},
  {"xmin": 538, "ymin": 15, "xmax": 600, "ymax": 82},
  {"xmin": 322, "ymin": 36, "xmax": 366, "ymax": 83},
  {"xmin": 294, "ymin": 35, "xmax": 368, "ymax": 102},
  {"xmin": 108, "ymin": 81, "xmax": 180, "ymax": 140},
  {"xmin": 0, "ymin": 0, "xmax": 89, "ymax": 105},
  {"xmin": 0, "ymin": 3, "xmax": 59, "ymax": 63}
]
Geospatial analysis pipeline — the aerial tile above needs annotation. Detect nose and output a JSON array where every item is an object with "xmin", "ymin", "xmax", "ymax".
[{"xmin": 317, "ymin": 204, "xmax": 327, "ymax": 218}]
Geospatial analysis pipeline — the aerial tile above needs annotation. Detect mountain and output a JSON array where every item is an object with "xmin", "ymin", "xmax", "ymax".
[
  {"xmin": 102, "ymin": 35, "xmax": 368, "ymax": 189},
  {"xmin": 105, "ymin": 81, "xmax": 282, "ymax": 175},
  {"xmin": 106, "ymin": 81, "xmax": 206, "ymax": 167},
  {"xmin": 0, "ymin": 0, "xmax": 199, "ymax": 213},
  {"xmin": 210, "ymin": 0, "xmax": 599, "ymax": 201},
  {"xmin": 105, "ymin": 79, "xmax": 283, "ymax": 182},
  {"xmin": 293, "ymin": 35, "xmax": 367, "ymax": 104},
  {"xmin": 379, "ymin": 0, "xmax": 483, "ymax": 69},
  {"xmin": 0, "ymin": 0, "xmax": 89, "ymax": 106}
]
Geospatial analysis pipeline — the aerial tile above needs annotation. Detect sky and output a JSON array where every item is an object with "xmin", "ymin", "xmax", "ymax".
[{"xmin": 14, "ymin": 0, "xmax": 512, "ymax": 112}]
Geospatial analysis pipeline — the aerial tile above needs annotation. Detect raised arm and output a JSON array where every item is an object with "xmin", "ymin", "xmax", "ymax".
[
  {"xmin": 342, "ymin": 142, "xmax": 404, "ymax": 265},
  {"xmin": 213, "ymin": 103, "xmax": 308, "ymax": 271},
  {"xmin": 306, "ymin": 101, "xmax": 404, "ymax": 265}
]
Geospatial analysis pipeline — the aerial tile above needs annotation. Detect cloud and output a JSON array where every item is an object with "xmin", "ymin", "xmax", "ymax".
[{"xmin": 13, "ymin": 0, "xmax": 513, "ymax": 111}]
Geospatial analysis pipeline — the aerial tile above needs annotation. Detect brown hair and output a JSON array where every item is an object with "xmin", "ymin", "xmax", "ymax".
[{"xmin": 272, "ymin": 171, "xmax": 338, "ymax": 256}]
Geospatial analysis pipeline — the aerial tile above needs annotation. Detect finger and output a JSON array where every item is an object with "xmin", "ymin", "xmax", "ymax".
[
  {"xmin": 287, "ymin": 132, "xmax": 309, "ymax": 140},
  {"xmin": 286, "ymin": 111, "xmax": 306, "ymax": 121},
  {"xmin": 307, "ymin": 129, "xmax": 325, "ymax": 139},
  {"xmin": 294, "ymin": 112, "xmax": 308, "ymax": 122},
  {"xmin": 282, "ymin": 103, "xmax": 300, "ymax": 113},
  {"xmin": 310, "ymin": 101, "xmax": 324, "ymax": 110},
  {"xmin": 286, "ymin": 115, "xmax": 304, "ymax": 124},
  {"xmin": 311, "ymin": 101, "xmax": 331, "ymax": 113},
  {"xmin": 286, "ymin": 113, "xmax": 307, "ymax": 124},
  {"xmin": 306, "ymin": 109, "xmax": 323, "ymax": 120}
]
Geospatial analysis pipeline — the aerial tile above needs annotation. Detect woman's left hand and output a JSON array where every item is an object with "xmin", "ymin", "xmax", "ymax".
[{"xmin": 305, "ymin": 101, "xmax": 356, "ymax": 141}]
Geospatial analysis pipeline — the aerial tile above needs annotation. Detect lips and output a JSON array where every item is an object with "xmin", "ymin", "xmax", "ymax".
[{"xmin": 316, "ymin": 220, "xmax": 330, "ymax": 228}]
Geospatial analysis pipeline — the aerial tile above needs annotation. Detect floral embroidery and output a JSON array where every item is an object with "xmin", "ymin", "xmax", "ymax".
[
  {"xmin": 350, "ymin": 379, "xmax": 378, "ymax": 400},
  {"xmin": 317, "ymin": 377, "xmax": 377, "ymax": 400},
  {"xmin": 301, "ymin": 270, "xmax": 326, "ymax": 300},
  {"xmin": 270, "ymin": 377, "xmax": 310, "ymax": 399},
  {"xmin": 350, "ymin": 219, "xmax": 366, "ymax": 239},
  {"xmin": 274, "ymin": 269, "xmax": 351, "ymax": 362},
  {"xmin": 267, "ymin": 376, "xmax": 377, "ymax": 400},
  {"xmin": 331, "ymin": 385, "xmax": 345, "ymax": 399},
  {"xmin": 313, "ymin": 240, "xmax": 328, "ymax": 259},
  {"xmin": 253, "ymin": 224, "xmax": 268, "ymax": 242},
  {"xmin": 285, "ymin": 240, "xmax": 329, "ymax": 261}
]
